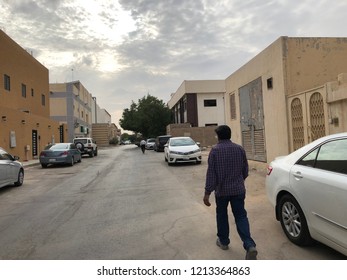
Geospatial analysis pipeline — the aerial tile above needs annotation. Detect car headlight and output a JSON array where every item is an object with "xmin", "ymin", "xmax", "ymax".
[
  {"xmin": 170, "ymin": 151, "xmax": 180, "ymax": 154},
  {"xmin": 192, "ymin": 149, "xmax": 201, "ymax": 153}
]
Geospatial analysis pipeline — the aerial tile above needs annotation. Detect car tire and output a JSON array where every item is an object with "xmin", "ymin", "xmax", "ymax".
[
  {"xmin": 94, "ymin": 148, "xmax": 98, "ymax": 156},
  {"xmin": 196, "ymin": 160, "xmax": 201, "ymax": 164},
  {"xmin": 278, "ymin": 194, "xmax": 313, "ymax": 246},
  {"xmin": 75, "ymin": 142, "xmax": 84, "ymax": 152},
  {"xmin": 14, "ymin": 169, "xmax": 24, "ymax": 187},
  {"xmin": 69, "ymin": 157, "xmax": 74, "ymax": 166},
  {"xmin": 41, "ymin": 163, "xmax": 48, "ymax": 168},
  {"xmin": 89, "ymin": 150, "xmax": 94, "ymax": 157}
]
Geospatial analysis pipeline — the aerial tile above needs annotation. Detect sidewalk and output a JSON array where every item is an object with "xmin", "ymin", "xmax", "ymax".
[{"xmin": 21, "ymin": 159, "xmax": 40, "ymax": 167}]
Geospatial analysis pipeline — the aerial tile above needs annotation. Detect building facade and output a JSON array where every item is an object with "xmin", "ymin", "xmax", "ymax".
[
  {"xmin": 224, "ymin": 36, "xmax": 347, "ymax": 162},
  {"xmin": 168, "ymin": 80, "xmax": 226, "ymax": 127},
  {"xmin": 0, "ymin": 30, "xmax": 61, "ymax": 161},
  {"xmin": 49, "ymin": 81, "xmax": 93, "ymax": 142}
]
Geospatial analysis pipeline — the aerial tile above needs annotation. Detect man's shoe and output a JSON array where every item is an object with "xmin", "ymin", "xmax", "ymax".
[
  {"xmin": 216, "ymin": 238, "xmax": 229, "ymax": 250},
  {"xmin": 245, "ymin": 247, "xmax": 258, "ymax": 260}
]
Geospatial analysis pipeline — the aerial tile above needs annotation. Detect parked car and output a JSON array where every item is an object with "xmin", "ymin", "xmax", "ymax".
[
  {"xmin": 145, "ymin": 138, "xmax": 156, "ymax": 150},
  {"xmin": 0, "ymin": 147, "xmax": 24, "ymax": 188},
  {"xmin": 154, "ymin": 135, "xmax": 171, "ymax": 152},
  {"xmin": 266, "ymin": 132, "xmax": 347, "ymax": 256},
  {"xmin": 73, "ymin": 137, "xmax": 98, "ymax": 157},
  {"xmin": 164, "ymin": 136, "xmax": 202, "ymax": 165},
  {"xmin": 39, "ymin": 143, "xmax": 82, "ymax": 168}
]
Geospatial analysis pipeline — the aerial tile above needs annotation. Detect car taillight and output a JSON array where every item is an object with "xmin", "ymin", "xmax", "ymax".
[
  {"xmin": 40, "ymin": 152, "xmax": 46, "ymax": 157},
  {"xmin": 266, "ymin": 166, "xmax": 273, "ymax": 176},
  {"xmin": 60, "ymin": 151, "xmax": 68, "ymax": 156}
]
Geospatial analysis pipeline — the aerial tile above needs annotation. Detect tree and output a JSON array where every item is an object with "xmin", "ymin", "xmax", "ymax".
[{"xmin": 119, "ymin": 94, "xmax": 172, "ymax": 138}]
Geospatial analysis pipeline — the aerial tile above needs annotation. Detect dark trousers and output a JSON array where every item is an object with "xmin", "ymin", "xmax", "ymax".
[
  {"xmin": 215, "ymin": 192, "xmax": 256, "ymax": 250},
  {"xmin": 140, "ymin": 144, "xmax": 145, "ymax": 153}
]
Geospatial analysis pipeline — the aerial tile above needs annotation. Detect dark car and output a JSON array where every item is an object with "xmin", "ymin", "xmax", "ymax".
[
  {"xmin": 154, "ymin": 135, "xmax": 172, "ymax": 152},
  {"xmin": 39, "ymin": 143, "xmax": 82, "ymax": 168}
]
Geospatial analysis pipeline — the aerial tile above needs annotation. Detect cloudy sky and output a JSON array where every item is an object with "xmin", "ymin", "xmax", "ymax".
[{"xmin": 1, "ymin": 0, "xmax": 347, "ymax": 130}]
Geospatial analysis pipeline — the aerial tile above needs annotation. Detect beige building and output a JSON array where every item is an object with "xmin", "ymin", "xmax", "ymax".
[
  {"xmin": 224, "ymin": 36, "xmax": 347, "ymax": 162},
  {"xmin": 49, "ymin": 81, "xmax": 93, "ymax": 142},
  {"xmin": 0, "ymin": 30, "xmax": 61, "ymax": 161},
  {"xmin": 50, "ymin": 81, "xmax": 121, "ymax": 145}
]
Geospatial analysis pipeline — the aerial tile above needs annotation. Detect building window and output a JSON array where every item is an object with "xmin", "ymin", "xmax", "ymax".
[
  {"xmin": 267, "ymin": 77, "xmax": 273, "ymax": 89},
  {"xmin": 22, "ymin": 84, "xmax": 27, "ymax": 98},
  {"xmin": 41, "ymin": 94, "xmax": 46, "ymax": 106},
  {"xmin": 204, "ymin": 99, "xmax": 217, "ymax": 107},
  {"xmin": 31, "ymin": 88, "xmax": 34, "ymax": 97},
  {"xmin": 205, "ymin": 123, "xmax": 218, "ymax": 126},
  {"xmin": 230, "ymin": 93, "xmax": 236, "ymax": 120},
  {"xmin": 4, "ymin": 74, "xmax": 10, "ymax": 91}
]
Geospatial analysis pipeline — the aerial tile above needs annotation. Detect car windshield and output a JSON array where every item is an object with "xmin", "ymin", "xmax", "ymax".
[
  {"xmin": 147, "ymin": 139, "xmax": 155, "ymax": 143},
  {"xmin": 47, "ymin": 144, "xmax": 70, "ymax": 150},
  {"xmin": 74, "ymin": 139, "xmax": 87, "ymax": 144},
  {"xmin": 170, "ymin": 138, "xmax": 195, "ymax": 146}
]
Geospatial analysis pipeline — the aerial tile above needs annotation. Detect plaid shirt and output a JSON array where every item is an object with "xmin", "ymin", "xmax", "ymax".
[{"xmin": 205, "ymin": 139, "xmax": 248, "ymax": 197}]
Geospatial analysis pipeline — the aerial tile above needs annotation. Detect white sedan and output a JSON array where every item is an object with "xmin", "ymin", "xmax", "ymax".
[
  {"xmin": 164, "ymin": 137, "xmax": 202, "ymax": 165},
  {"xmin": 266, "ymin": 133, "xmax": 347, "ymax": 256}
]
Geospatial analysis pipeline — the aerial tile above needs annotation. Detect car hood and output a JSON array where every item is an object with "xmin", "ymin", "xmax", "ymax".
[{"xmin": 169, "ymin": 145, "xmax": 200, "ymax": 152}]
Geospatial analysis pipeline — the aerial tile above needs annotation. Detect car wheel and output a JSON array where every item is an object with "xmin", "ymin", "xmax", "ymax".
[
  {"xmin": 69, "ymin": 157, "xmax": 74, "ymax": 166},
  {"xmin": 78, "ymin": 156, "xmax": 82, "ymax": 163},
  {"xmin": 94, "ymin": 148, "xmax": 98, "ymax": 156},
  {"xmin": 14, "ymin": 169, "xmax": 24, "ymax": 186},
  {"xmin": 196, "ymin": 160, "xmax": 201, "ymax": 164},
  {"xmin": 41, "ymin": 163, "xmax": 48, "ymax": 168},
  {"xmin": 278, "ymin": 194, "xmax": 313, "ymax": 246},
  {"xmin": 89, "ymin": 150, "xmax": 94, "ymax": 157}
]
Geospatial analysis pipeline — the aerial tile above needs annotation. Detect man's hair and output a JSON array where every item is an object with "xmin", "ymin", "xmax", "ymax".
[{"xmin": 215, "ymin": 125, "xmax": 231, "ymax": 140}]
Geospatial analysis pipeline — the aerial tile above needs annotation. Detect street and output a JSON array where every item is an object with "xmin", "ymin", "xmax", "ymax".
[{"xmin": 0, "ymin": 145, "xmax": 345, "ymax": 260}]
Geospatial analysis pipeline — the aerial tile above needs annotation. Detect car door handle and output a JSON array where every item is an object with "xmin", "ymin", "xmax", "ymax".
[{"xmin": 293, "ymin": 171, "xmax": 303, "ymax": 179}]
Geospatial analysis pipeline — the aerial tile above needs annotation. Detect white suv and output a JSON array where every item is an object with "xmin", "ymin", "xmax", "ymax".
[{"xmin": 73, "ymin": 137, "xmax": 98, "ymax": 157}]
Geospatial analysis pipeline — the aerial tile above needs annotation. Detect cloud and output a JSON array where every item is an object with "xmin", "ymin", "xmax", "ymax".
[{"xmin": 1, "ymin": 0, "xmax": 347, "ymax": 130}]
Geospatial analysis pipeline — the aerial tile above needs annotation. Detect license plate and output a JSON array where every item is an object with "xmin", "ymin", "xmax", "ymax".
[{"xmin": 49, "ymin": 159, "xmax": 56, "ymax": 162}]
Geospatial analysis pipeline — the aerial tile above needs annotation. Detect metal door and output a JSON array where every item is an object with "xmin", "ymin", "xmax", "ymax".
[
  {"xmin": 239, "ymin": 77, "xmax": 266, "ymax": 162},
  {"xmin": 32, "ymin": 130, "xmax": 38, "ymax": 157},
  {"xmin": 288, "ymin": 91, "xmax": 326, "ymax": 151}
]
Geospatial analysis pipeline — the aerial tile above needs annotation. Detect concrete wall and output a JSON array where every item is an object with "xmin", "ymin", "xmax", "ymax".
[
  {"xmin": 326, "ymin": 73, "xmax": 347, "ymax": 134},
  {"xmin": 225, "ymin": 37, "xmax": 287, "ymax": 162},
  {"xmin": 196, "ymin": 92, "xmax": 225, "ymax": 126},
  {"xmin": 225, "ymin": 36, "xmax": 347, "ymax": 162},
  {"xmin": 167, "ymin": 124, "xmax": 217, "ymax": 147}
]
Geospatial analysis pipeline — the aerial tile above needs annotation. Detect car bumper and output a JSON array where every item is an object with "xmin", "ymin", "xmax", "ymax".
[
  {"xmin": 167, "ymin": 153, "xmax": 202, "ymax": 163},
  {"xmin": 39, "ymin": 156, "xmax": 72, "ymax": 165}
]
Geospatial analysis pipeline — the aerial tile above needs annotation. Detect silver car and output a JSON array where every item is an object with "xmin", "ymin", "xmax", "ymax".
[
  {"xmin": 39, "ymin": 143, "xmax": 82, "ymax": 168},
  {"xmin": 266, "ymin": 132, "xmax": 347, "ymax": 256},
  {"xmin": 0, "ymin": 147, "xmax": 24, "ymax": 188}
]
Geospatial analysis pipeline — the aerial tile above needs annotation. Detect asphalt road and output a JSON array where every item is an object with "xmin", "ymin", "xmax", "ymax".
[{"xmin": 0, "ymin": 145, "xmax": 345, "ymax": 260}]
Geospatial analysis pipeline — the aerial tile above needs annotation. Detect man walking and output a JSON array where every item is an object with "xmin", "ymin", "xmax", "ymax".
[
  {"xmin": 140, "ymin": 139, "xmax": 146, "ymax": 154},
  {"xmin": 203, "ymin": 125, "xmax": 257, "ymax": 260}
]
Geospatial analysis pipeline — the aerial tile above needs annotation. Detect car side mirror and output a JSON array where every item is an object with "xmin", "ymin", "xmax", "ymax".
[
  {"xmin": 13, "ymin": 155, "xmax": 20, "ymax": 161},
  {"xmin": 196, "ymin": 142, "xmax": 201, "ymax": 147}
]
